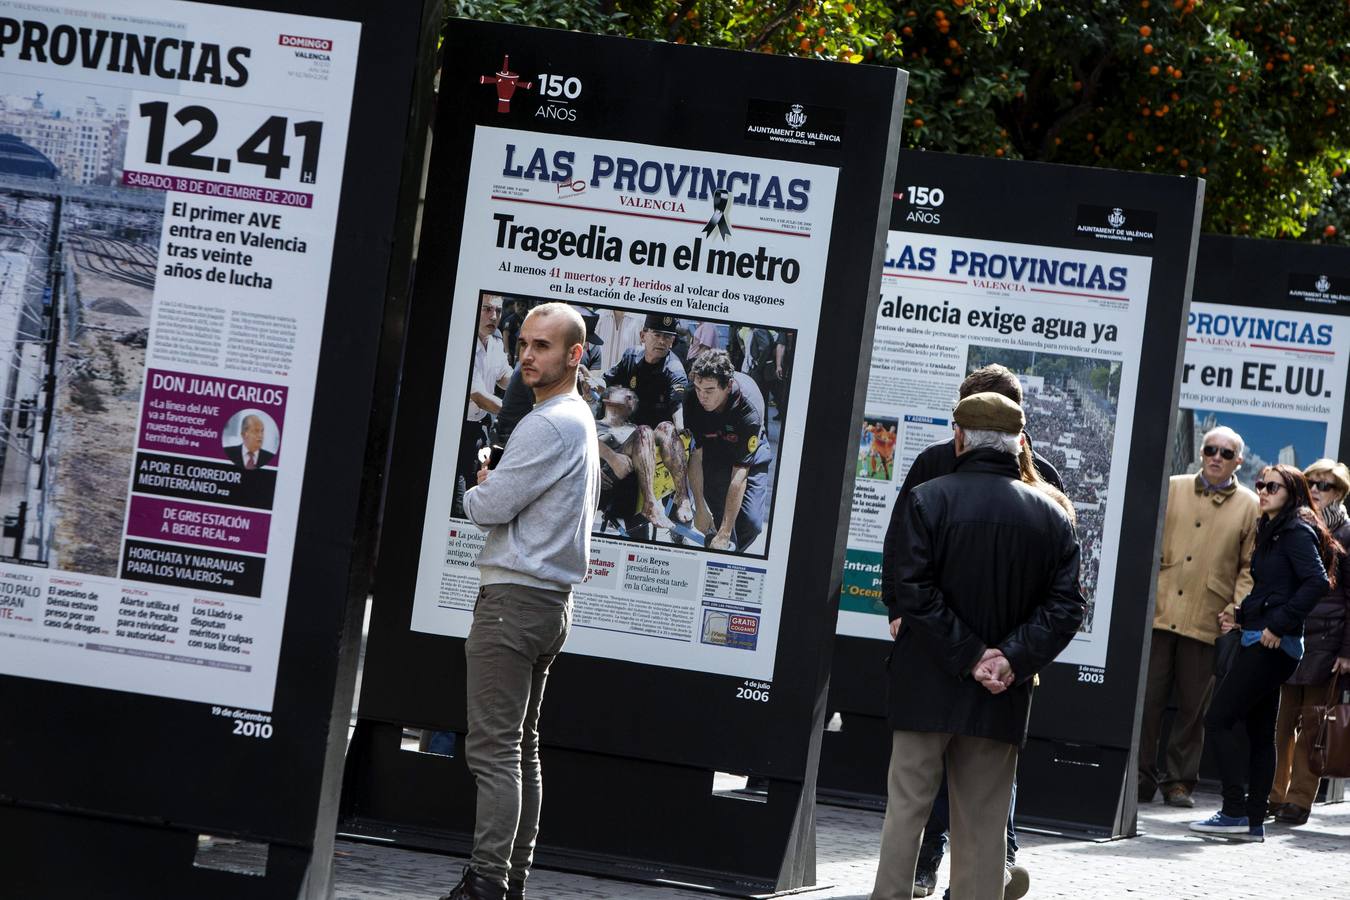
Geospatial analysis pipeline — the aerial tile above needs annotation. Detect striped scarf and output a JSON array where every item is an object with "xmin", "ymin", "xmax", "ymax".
[{"xmin": 1323, "ymin": 501, "xmax": 1347, "ymax": 535}]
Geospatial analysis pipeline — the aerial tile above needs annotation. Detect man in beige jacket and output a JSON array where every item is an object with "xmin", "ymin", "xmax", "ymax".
[{"xmin": 1138, "ymin": 426, "xmax": 1258, "ymax": 808}]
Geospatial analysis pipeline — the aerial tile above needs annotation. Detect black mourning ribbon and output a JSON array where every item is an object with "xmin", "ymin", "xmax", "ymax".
[{"xmin": 702, "ymin": 188, "xmax": 733, "ymax": 240}]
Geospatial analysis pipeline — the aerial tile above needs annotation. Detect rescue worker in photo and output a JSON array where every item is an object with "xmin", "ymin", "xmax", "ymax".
[
  {"xmin": 683, "ymin": 348, "xmax": 772, "ymax": 552},
  {"xmin": 602, "ymin": 313, "xmax": 692, "ymax": 525}
]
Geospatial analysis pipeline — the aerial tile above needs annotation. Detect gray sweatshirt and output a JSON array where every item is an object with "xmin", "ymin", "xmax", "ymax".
[{"xmin": 463, "ymin": 391, "xmax": 600, "ymax": 592}]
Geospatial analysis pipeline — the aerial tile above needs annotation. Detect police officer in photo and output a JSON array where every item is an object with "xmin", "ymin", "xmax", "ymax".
[
  {"xmin": 604, "ymin": 312, "xmax": 692, "ymax": 524},
  {"xmin": 684, "ymin": 348, "xmax": 772, "ymax": 551},
  {"xmin": 603, "ymin": 313, "xmax": 688, "ymax": 429}
]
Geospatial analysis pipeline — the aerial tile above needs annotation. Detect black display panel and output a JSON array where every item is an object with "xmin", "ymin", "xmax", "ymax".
[
  {"xmin": 823, "ymin": 149, "xmax": 1204, "ymax": 837},
  {"xmin": 0, "ymin": 0, "xmax": 435, "ymax": 895},
  {"xmin": 1180, "ymin": 234, "xmax": 1350, "ymax": 474},
  {"xmin": 356, "ymin": 20, "xmax": 905, "ymax": 784}
]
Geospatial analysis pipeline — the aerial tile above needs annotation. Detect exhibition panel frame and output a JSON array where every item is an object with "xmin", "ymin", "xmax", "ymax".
[
  {"xmin": 0, "ymin": 0, "xmax": 436, "ymax": 896},
  {"xmin": 821, "ymin": 149, "xmax": 1205, "ymax": 840},
  {"xmin": 343, "ymin": 18, "xmax": 905, "ymax": 895}
]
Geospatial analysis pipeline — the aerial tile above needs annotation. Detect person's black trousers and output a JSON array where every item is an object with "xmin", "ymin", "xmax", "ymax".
[{"xmin": 1204, "ymin": 642, "xmax": 1298, "ymax": 823}]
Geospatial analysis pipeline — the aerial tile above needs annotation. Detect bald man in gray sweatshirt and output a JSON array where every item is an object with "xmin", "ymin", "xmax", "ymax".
[{"xmin": 444, "ymin": 303, "xmax": 600, "ymax": 900}]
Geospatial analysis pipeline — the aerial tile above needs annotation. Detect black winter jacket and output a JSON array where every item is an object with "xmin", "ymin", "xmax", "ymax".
[
  {"xmin": 884, "ymin": 448, "xmax": 1085, "ymax": 746},
  {"xmin": 1289, "ymin": 519, "xmax": 1350, "ymax": 685},
  {"xmin": 1236, "ymin": 510, "xmax": 1333, "ymax": 644},
  {"xmin": 1236, "ymin": 513, "xmax": 1330, "ymax": 640}
]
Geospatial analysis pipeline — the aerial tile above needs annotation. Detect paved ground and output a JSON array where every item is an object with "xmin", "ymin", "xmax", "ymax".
[{"xmin": 331, "ymin": 791, "xmax": 1350, "ymax": 899}]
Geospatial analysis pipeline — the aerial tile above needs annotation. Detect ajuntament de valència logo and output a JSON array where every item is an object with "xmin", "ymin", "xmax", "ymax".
[
  {"xmin": 1108, "ymin": 207, "xmax": 1126, "ymax": 229},
  {"xmin": 785, "ymin": 104, "xmax": 807, "ymax": 129}
]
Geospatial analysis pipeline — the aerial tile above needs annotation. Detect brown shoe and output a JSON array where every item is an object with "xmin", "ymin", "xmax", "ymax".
[
  {"xmin": 1275, "ymin": 804, "xmax": 1310, "ymax": 825},
  {"xmin": 1163, "ymin": 786, "xmax": 1195, "ymax": 808}
]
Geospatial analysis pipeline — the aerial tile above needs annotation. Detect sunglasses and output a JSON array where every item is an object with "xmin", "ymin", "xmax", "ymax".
[
  {"xmin": 1309, "ymin": 481, "xmax": 1338, "ymax": 492},
  {"xmin": 1202, "ymin": 445, "xmax": 1237, "ymax": 461},
  {"xmin": 1253, "ymin": 480, "xmax": 1285, "ymax": 495}
]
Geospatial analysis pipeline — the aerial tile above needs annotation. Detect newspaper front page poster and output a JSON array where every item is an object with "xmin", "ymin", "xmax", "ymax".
[
  {"xmin": 1173, "ymin": 298, "xmax": 1349, "ymax": 485},
  {"xmin": 410, "ymin": 126, "xmax": 838, "ymax": 683},
  {"xmin": 0, "ymin": 0, "xmax": 360, "ymax": 712},
  {"xmin": 837, "ymin": 230, "xmax": 1151, "ymax": 671}
]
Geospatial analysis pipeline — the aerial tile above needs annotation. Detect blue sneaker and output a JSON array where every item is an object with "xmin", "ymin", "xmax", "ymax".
[{"xmin": 1189, "ymin": 811, "xmax": 1249, "ymax": 834}]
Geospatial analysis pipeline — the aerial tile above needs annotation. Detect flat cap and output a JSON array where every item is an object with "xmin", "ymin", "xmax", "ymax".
[{"xmin": 953, "ymin": 391, "xmax": 1025, "ymax": 434}]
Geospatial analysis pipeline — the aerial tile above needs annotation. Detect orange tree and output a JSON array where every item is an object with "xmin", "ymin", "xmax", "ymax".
[
  {"xmin": 858, "ymin": 0, "xmax": 1350, "ymax": 240},
  {"xmin": 447, "ymin": 0, "xmax": 1350, "ymax": 239}
]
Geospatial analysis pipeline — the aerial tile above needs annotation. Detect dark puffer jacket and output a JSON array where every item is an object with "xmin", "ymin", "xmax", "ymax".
[
  {"xmin": 1236, "ymin": 513, "xmax": 1330, "ymax": 640},
  {"xmin": 1288, "ymin": 518, "xmax": 1350, "ymax": 686},
  {"xmin": 883, "ymin": 448, "xmax": 1085, "ymax": 746}
]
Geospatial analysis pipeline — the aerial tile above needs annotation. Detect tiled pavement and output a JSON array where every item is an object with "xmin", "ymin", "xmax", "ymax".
[{"xmin": 332, "ymin": 793, "xmax": 1350, "ymax": 899}]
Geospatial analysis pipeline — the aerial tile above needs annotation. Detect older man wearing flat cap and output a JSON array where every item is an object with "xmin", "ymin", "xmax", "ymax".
[{"xmin": 870, "ymin": 392, "xmax": 1085, "ymax": 900}]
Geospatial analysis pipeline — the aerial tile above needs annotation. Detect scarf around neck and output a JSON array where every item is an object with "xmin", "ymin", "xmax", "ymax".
[{"xmin": 1324, "ymin": 501, "xmax": 1348, "ymax": 534}]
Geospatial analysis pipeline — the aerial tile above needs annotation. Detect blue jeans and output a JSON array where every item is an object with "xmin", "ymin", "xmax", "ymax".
[{"xmin": 917, "ymin": 767, "xmax": 1018, "ymax": 870}]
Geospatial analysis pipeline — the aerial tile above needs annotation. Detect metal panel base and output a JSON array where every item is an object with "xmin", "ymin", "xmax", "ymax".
[{"xmin": 339, "ymin": 721, "xmax": 820, "ymax": 898}]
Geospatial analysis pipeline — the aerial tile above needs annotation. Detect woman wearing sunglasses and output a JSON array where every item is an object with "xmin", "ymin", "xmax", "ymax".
[
  {"xmin": 1191, "ymin": 463, "xmax": 1339, "ymax": 841},
  {"xmin": 1267, "ymin": 459, "xmax": 1350, "ymax": 825}
]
